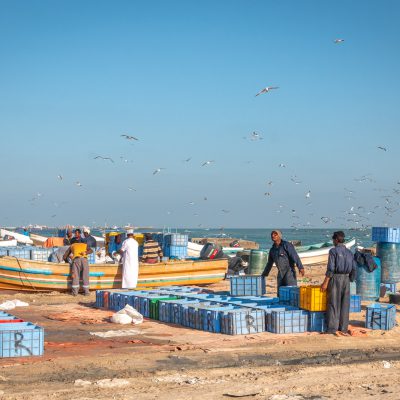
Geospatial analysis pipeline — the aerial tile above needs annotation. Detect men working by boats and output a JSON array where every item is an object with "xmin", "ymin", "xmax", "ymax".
[
  {"xmin": 320, "ymin": 231, "xmax": 357, "ymax": 335},
  {"xmin": 82, "ymin": 227, "xmax": 97, "ymax": 249},
  {"xmin": 118, "ymin": 229, "xmax": 139, "ymax": 288},
  {"xmin": 63, "ymin": 229, "xmax": 73, "ymax": 245},
  {"xmin": 63, "ymin": 241, "xmax": 93, "ymax": 296},
  {"xmin": 70, "ymin": 228, "xmax": 83, "ymax": 244},
  {"xmin": 142, "ymin": 233, "xmax": 163, "ymax": 264},
  {"xmin": 261, "ymin": 230, "xmax": 305, "ymax": 292}
]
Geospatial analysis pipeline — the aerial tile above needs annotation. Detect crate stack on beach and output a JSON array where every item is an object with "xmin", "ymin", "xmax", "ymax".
[
  {"xmin": 372, "ymin": 227, "xmax": 400, "ymax": 296},
  {"xmin": 0, "ymin": 312, "xmax": 44, "ymax": 358}
]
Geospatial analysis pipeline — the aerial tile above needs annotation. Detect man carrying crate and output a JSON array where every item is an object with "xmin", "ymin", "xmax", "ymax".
[
  {"xmin": 261, "ymin": 230, "xmax": 305, "ymax": 292},
  {"xmin": 320, "ymin": 231, "xmax": 357, "ymax": 335}
]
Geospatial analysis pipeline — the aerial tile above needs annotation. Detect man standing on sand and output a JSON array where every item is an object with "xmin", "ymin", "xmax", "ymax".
[
  {"xmin": 320, "ymin": 231, "xmax": 357, "ymax": 335},
  {"xmin": 63, "ymin": 241, "xmax": 93, "ymax": 296},
  {"xmin": 118, "ymin": 229, "xmax": 139, "ymax": 289},
  {"xmin": 261, "ymin": 230, "xmax": 305, "ymax": 292}
]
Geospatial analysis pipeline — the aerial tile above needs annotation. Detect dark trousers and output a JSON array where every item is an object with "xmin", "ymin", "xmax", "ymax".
[
  {"xmin": 71, "ymin": 257, "xmax": 89, "ymax": 295},
  {"xmin": 277, "ymin": 268, "xmax": 297, "ymax": 291},
  {"xmin": 326, "ymin": 274, "xmax": 350, "ymax": 333}
]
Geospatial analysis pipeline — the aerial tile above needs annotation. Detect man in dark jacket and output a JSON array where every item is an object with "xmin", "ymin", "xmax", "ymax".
[
  {"xmin": 321, "ymin": 231, "xmax": 357, "ymax": 335},
  {"xmin": 261, "ymin": 230, "xmax": 305, "ymax": 292}
]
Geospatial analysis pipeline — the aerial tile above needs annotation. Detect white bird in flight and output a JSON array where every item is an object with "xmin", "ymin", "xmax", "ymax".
[
  {"xmin": 221, "ymin": 209, "xmax": 230, "ymax": 213},
  {"xmin": 278, "ymin": 163, "xmax": 286, "ymax": 168},
  {"xmin": 153, "ymin": 168, "xmax": 166, "ymax": 175},
  {"xmin": 201, "ymin": 160, "xmax": 215, "ymax": 167},
  {"xmin": 334, "ymin": 39, "xmax": 345, "ymax": 44},
  {"xmin": 128, "ymin": 187, "xmax": 136, "ymax": 191},
  {"xmin": 57, "ymin": 174, "xmax": 63, "ymax": 181},
  {"xmin": 121, "ymin": 134, "xmax": 139, "ymax": 141},
  {"xmin": 255, "ymin": 86, "xmax": 279, "ymax": 97},
  {"xmin": 305, "ymin": 190, "xmax": 311, "ymax": 198},
  {"xmin": 75, "ymin": 181, "xmax": 83, "ymax": 187}
]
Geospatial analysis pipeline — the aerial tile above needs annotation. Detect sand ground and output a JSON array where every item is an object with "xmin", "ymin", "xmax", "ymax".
[{"xmin": 0, "ymin": 265, "xmax": 399, "ymax": 400}]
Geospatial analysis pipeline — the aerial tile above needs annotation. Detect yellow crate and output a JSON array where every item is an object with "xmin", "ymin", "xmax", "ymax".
[
  {"xmin": 134, "ymin": 233, "xmax": 145, "ymax": 246},
  {"xmin": 300, "ymin": 285, "xmax": 327, "ymax": 311}
]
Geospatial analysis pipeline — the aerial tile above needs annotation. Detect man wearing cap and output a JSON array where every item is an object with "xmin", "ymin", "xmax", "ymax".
[
  {"xmin": 321, "ymin": 231, "xmax": 357, "ymax": 335},
  {"xmin": 82, "ymin": 227, "xmax": 97, "ymax": 249},
  {"xmin": 261, "ymin": 230, "xmax": 305, "ymax": 292},
  {"xmin": 118, "ymin": 229, "xmax": 139, "ymax": 288}
]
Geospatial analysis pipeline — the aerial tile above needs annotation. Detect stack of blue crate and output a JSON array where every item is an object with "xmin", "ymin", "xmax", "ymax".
[
  {"xmin": 381, "ymin": 283, "xmax": 397, "ymax": 294},
  {"xmin": 349, "ymin": 295, "xmax": 361, "ymax": 312},
  {"xmin": 278, "ymin": 286, "xmax": 299, "ymax": 306},
  {"xmin": 372, "ymin": 227, "xmax": 400, "ymax": 243},
  {"xmin": 230, "ymin": 275, "xmax": 266, "ymax": 296},
  {"xmin": 163, "ymin": 234, "xmax": 188, "ymax": 259},
  {"xmin": 30, "ymin": 248, "xmax": 53, "ymax": 262},
  {"xmin": 366, "ymin": 303, "xmax": 397, "ymax": 330}
]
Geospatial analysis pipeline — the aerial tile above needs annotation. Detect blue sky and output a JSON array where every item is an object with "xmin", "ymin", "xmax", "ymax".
[{"xmin": 0, "ymin": 0, "xmax": 399, "ymax": 228}]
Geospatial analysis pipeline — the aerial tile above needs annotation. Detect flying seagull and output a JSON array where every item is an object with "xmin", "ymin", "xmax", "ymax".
[
  {"xmin": 75, "ymin": 181, "xmax": 83, "ymax": 187},
  {"xmin": 94, "ymin": 156, "xmax": 114, "ymax": 163},
  {"xmin": 128, "ymin": 187, "xmax": 136, "ymax": 191},
  {"xmin": 321, "ymin": 216, "xmax": 331, "ymax": 224},
  {"xmin": 255, "ymin": 86, "xmax": 279, "ymax": 97},
  {"xmin": 121, "ymin": 134, "xmax": 139, "ymax": 141},
  {"xmin": 201, "ymin": 160, "xmax": 215, "ymax": 167},
  {"xmin": 250, "ymin": 131, "xmax": 263, "ymax": 141},
  {"xmin": 291, "ymin": 176, "xmax": 302, "ymax": 185},
  {"xmin": 334, "ymin": 39, "xmax": 345, "ymax": 44},
  {"xmin": 305, "ymin": 190, "xmax": 311, "ymax": 198},
  {"xmin": 278, "ymin": 163, "xmax": 286, "ymax": 168},
  {"xmin": 221, "ymin": 209, "xmax": 230, "ymax": 213},
  {"xmin": 57, "ymin": 174, "xmax": 63, "ymax": 181},
  {"xmin": 377, "ymin": 146, "xmax": 387, "ymax": 152},
  {"xmin": 182, "ymin": 157, "xmax": 192, "ymax": 162},
  {"xmin": 153, "ymin": 168, "xmax": 166, "ymax": 175},
  {"xmin": 264, "ymin": 192, "xmax": 272, "ymax": 196}
]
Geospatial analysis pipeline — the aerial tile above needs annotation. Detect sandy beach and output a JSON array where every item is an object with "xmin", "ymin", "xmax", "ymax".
[{"xmin": 0, "ymin": 264, "xmax": 399, "ymax": 400}]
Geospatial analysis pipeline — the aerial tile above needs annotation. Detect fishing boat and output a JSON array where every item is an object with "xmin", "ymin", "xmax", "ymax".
[
  {"xmin": 0, "ymin": 256, "xmax": 228, "ymax": 292},
  {"xmin": 0, "ymin": 239, "xmax": 17, "ymax": 247}
]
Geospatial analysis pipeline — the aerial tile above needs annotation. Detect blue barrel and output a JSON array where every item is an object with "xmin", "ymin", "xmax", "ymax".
[
  {"xmin": 356, "ymin": 257, "xmax": 381, "ymax": 301},
  {"xmin": 377, "ymin": 243, "xmax": 400, "ymax": 283}
]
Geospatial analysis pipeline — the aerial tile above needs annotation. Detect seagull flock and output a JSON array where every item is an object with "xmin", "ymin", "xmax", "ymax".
[{"xmin": 30, "ymin": 36, "xmax": 393, "ymax": 232}]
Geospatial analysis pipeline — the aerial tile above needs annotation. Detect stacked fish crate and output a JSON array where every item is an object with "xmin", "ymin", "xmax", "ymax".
[{"xmin": 0, "ymin": 312, "xmax": 44, "ymax": 358}]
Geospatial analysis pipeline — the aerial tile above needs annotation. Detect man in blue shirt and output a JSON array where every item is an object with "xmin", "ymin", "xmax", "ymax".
[
  {"xmin": 261, "ymin": 230, "xmax": 305, "ymax": 292},
  {"xmin": 321, "ymin": 231, "xmax": 357, "ymax": 335}
]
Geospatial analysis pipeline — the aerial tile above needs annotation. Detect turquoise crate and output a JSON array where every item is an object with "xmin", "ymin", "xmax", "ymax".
[
  {"xmin": 230, "ymin": 275, "xmax": 266, "ymax": 297},
  {"xmin": 267, "ymin": 310, "xmax": 308, "ymax": 334},
  {"xmin": 164, "ymin": 245, "xmax": 187, "ymax": 259},
  {"xmin": 164, "ymin": 234, "xmax": 188, "ymax": 247},
  {"xmin": 366, "ymin": 303, "xmax": 396, "ymax": 330},
  {"xmin": 0, "ymin": 322, "xmax": 44, "ymax": 357}
]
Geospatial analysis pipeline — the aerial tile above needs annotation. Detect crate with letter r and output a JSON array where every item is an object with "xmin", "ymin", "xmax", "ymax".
[
  {"xmin": 221, "ymin": 308, "xmax": 265, "ymax": 335},
  {"xmin": 0, "ymin": 322, "xmax": 44, "ymax": 357}
]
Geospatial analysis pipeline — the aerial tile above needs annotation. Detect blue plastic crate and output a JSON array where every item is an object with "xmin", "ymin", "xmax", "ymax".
[
  {"xmin": 164, "ymin": 245, "xmax": 187, "ymax": 259},
  {"xmin": 200, "ymin": 305, "xmax": 237, "ymax": 333},
  {"xmin": 349, "ymin": 295, "xmax": 361, "ymax": 313},
  {"xmin": 164, "ymin": 234, "xmax": 188, "ymax": 247},
  {"xmin": 0, "ymin": 322, "xmax": 44, "ymax": 357},
  {"xmin": 31, "ymin": 248, "xmax": 52, "ymax": 262},
  {"xmin": 278, "ymin": 286, "xmax": 299, "ymax": 306},
  {"xmin": 307, "ymin": 311, "xmax": 326, "ymax": 332},
  {"xmin": 366, "ymin": 303, "xmax": 397, "ymax": 330},
  {"xmin": 230, "ymin": 275, "xmax": 266, "ymax": 297},
  {"xmin": 7, "ymin": 248, "xmax": 32, "ymax": 260},
  {"xmin": 267, "ymin": 310, "xmax": 308, "ymax": 334},
  {"xmin": 372, "ymin": 227, "xmax": 400, "ymax": 243},
  {"xmin": 170, "ymin": 300, "xmax": 199, "ymax": 325},
  {"xmin": 381, "ymin": 283, "xmax": 397, "ymax": 294},
  {"xmin": 95, "ymin": 290, "xmax": 105, "ymax": 308},
  {"xmin": 221, "ymin": 308, "xmax": 265, "ymax": 335}
]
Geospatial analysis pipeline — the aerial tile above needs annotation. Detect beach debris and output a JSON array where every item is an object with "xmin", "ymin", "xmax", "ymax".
[
  {"xmin": 93, "ymin": 155, "xmax": 114, "ymax": 163},
  {"xmin": 223, "ymin": 391, "xmax": 260, "ymax": 398},
  {"xmin": 110, "ymin": 304, "xmax": 143, "ymax": 325},
  {"xmin": 201, "ymin": 160, "xmax": 215, "ymax": 167},
  {"xmin": 89, "ymin": 329, "xmax": 140, "ymax": 338},
  {"xmin": 153, "ymin": 167, "xmax": 166, "ymax": 175},
  {"xmin": 382, "ymin": 361, "xmax": 391, "ymax": 369},
  {"xmin": 255, "ymin": 86, "xmax": 279, "ymax": 96},
  {"xmin": 121, "ymin": 134, "xmax": 138, "ymax": 141},
  {"xmin": 95, "ymin": 378, "xmax": 130, "ymax": 388},
  {"xmin": 334, "ymin": 38, "xmax": 345, "ymax": 44},
  {"xmin": 74, "ymin": 379, "xmax": 92, "ymax": 387},
  {"xmin": 0, "ymin": 299, "xmax": 29, "ymax": 311}
]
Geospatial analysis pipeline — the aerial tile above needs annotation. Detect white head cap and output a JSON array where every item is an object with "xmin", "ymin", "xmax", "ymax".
[
  {"xmin": 82, "ymin": 226, "xmax": 90, "ymax": 234},
  {"xmin": 127, "ymin": 229, "xmax": 134, "ymax": 235}
]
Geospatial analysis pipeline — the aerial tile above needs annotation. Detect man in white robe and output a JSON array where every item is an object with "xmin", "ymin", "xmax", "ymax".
[{"xmin": 119, "ymin": 230, "xmax": 139, "ymax": 289}]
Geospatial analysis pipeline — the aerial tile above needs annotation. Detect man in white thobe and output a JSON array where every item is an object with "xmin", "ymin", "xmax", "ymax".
[{"xmin": 119, "ymin": 230, "xmax": 139, "ymax": 289}]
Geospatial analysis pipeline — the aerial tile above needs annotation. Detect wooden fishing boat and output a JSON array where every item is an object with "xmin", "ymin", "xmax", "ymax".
[{"xmin": 0, "ymin": 256, "xmax": 228, "ymax": 292}]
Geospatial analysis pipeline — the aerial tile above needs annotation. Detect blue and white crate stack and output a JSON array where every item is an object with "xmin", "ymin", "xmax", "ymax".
[{"xmin": 163, "ymin": 234, "xmax": 189, "ymax": 259}]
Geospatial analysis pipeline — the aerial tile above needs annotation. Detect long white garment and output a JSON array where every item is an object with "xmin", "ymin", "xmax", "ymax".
[{"xmin": 120, "ymin": 238, "xmax": 139, "ymax": 289}]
